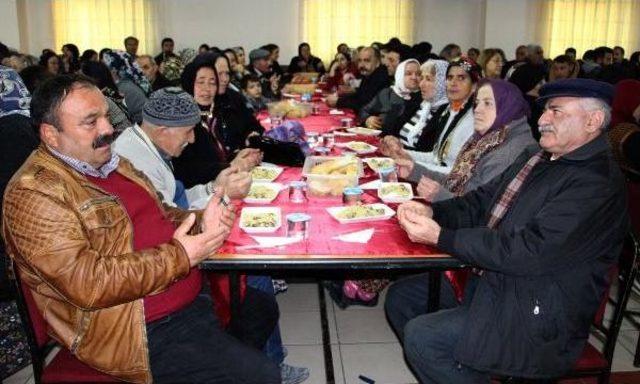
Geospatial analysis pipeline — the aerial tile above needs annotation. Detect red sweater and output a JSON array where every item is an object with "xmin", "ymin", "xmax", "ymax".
[{"xmin": 87, "ymin": 172, "xmax": 201, "ymax": 323}]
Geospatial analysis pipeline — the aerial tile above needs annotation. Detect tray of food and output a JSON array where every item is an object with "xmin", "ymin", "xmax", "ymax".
[
  {"xmin": 266, "ymin": 100, "xmax": 313, "ymax": 118},
  {"xmin": 302, "ymin": 156, "xmax": 363, "ymax": 196},
  {"xmin": 336, "ymin": 141, "xmax": 378, "ymax": 155},
  {"xmin": 364, "ymin": 157, "xmax": 395, "ymax": 172},
  {"xmin": 239, "ymin": 207, "xmax": 282, "ymax": 233},
  {"xmin": 243, "ymin": 182, "xmax": 284, "ymax": 204},
  {"xmin": 326, "ymin": 203, "xmax": 395, "ymax": 224},
  {"xmin": 378, "ymin": 182, "xmax": 414, "ymax": 203},
  {"xmin": 346, "ymin": 127, "xmax": 382, "ymax": 136},
  {"xmin": 251, "ymin": 166, "xmax": 283, "ymax": 182}
]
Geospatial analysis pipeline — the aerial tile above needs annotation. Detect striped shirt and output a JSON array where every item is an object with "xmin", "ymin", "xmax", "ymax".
[{"xmin": 47, "ymin": 146, "xmax": 120, "ymax": 179}]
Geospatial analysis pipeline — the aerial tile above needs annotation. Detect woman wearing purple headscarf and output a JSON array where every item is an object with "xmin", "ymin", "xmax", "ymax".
[{"xmin": 415, "ymin": 79, "xmax": 538, "ymax": 202}]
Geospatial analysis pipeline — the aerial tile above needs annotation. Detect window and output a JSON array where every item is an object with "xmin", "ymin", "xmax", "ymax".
[
  {"xmin": 538, "ymin": 0, "xmax": 640, "ymax": 57},
  {"xmin": 301, "ymin": 0, "xmax": 415, "ymax": 64},
  {"xmin": 52, "ymin": 0, "xmax": 158, "ymax": 55}
]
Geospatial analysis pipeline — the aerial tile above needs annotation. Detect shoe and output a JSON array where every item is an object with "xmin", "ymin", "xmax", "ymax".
[
  {"xmin": 280, "ymin": 363, "xmax": 310, "ymax": 384},
  {"xmin": 322, "ymin": 280, "xmax": 379, "ymax": 309},
  {"xmin": 273, "ymin": 279, "xmax": 289, "ymax": 295}
]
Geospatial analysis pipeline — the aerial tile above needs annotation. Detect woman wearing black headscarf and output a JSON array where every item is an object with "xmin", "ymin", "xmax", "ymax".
[
  {"xmin": 173, "ymin": 53, "xmax": 261, "ymax": 188},
  {"xmin": 213, "ymin": 53, "xmax": 264, "ymax": 152},
  {"xmin": 288, "ymin": 42, "xmax": 325, "ymax": 75},
  {"xmin": 61, "ymin": 43, "xmax": 80, "ymax": 73}
]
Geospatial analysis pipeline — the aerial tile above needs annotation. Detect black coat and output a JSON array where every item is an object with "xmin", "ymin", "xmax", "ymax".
[
  {"xmin": 358, "ymin": 87, "xmax": 421, "ymax": 128},
  {"xmin": 380, "ymin": 99, "xmax": 422, "ymax": 138},
  {"xmin": 288, "ymin": 55, "xmax": 325, "ymax": 75},
  {"xmin": 336, "ymin": 65, "xmax": 391, "ymax": 113},
  {"xmin": 215, "ymin": 88, "xmax": 265, "ymax": 153},
  {"xmin": 0, "ymin": 114, "xmax": 39, "ymax": 294},
  {"xmin": 433, "ymin": 136, "xmax": 628, "ymax": 378}
]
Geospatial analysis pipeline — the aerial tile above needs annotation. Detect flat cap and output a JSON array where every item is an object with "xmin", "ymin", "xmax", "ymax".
[
  {"xmin": 537, "ymin": 78, "xmax": 615, "ymax": 106},
  {"xmin": 249, "ymin": 48, "xmax": 270, "ymax": 61}
]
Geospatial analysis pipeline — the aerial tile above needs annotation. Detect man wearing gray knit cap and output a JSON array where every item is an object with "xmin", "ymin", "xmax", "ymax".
[{"xmin": 114, "ymin": 87, "xmax": 251, "ymax": 208}]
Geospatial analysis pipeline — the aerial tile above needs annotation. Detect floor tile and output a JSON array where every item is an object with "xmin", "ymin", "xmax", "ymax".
[
  {"xmin": 617, "ymin": 330, "xmax": 639, "ymax": 355},
  {"xmin": 2, "ymin": 364, "xmax": 33, "ymax": 384},
  {"xmin": 612, "ymin": 342, "xmax": 639, "ymax": 372},
  {"xmin": 335, "ymin": 308, "xmax": 397, "ymax": 344},
  {"xmin": 283, "ymin": 344, "xmax": 345, "ymax": 384},
  {"xmin": 340, "ymin": 342, "xmax": 418, "ymax": 384},
  {"xmin": 279, "ymin": 310, "xmax": 323, "ymax": 345},
  {"xmin": 277, "ymin": 283, "xmax": 321, "ymax": 313}
]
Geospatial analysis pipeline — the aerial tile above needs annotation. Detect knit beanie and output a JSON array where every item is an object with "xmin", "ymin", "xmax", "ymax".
[{"xmin": 142, "ymin": 87, "xmax": 201, "ymax": 127}]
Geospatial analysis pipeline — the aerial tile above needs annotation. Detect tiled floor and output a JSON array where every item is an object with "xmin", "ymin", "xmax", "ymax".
[{"xmin": 3, "ymin": 281, "xmax": 640, "ymax": 384}]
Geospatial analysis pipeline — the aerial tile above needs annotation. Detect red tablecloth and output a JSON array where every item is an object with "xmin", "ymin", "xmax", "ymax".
[
  {"xmin": 258, "ymin": 104, "xmax": 357, "ymax": 135},
  {"xmin": 219, "ymin": 166, "xmax": 442, "ymax": 259}
]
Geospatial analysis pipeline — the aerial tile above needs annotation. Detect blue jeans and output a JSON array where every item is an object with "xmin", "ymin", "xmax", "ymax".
[
  {"xmin": 247, "ymin": 275, "xmax": 285, "ymax": 365},
  {"xmin": 147, "ymin": 293, "xmax": 280, "ymax": 384},
  {"xmin": 385, "ymin": 273, "xmax": 488, "ymax": 383}
]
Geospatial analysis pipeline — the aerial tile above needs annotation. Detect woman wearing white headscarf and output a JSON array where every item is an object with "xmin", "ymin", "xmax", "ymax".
[
  {"xmin": 381, "ymin": 59, "xmax": 449, "ymax": 148},
  {"xmin": 358, "ymin": 58, "xmax": 421, "ymax": 129}
]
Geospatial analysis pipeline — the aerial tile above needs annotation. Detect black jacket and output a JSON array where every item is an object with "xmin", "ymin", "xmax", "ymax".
[
  {"xmin": 380, "ymin": 99, "xmax": 422, "ymax": 139},
  {"xmin": 336, "ymin": 65, "xmax": 391, "ymax": 113},
  {"xmin": 0, "ymin": 114, "xmax": 39, "ymax": 294},
  {"xmin": 358, "ymin": 87, "xmax": 421, "ymax": 127},
  {"xmin": 433, "ymin": 135, "xmax": 628, "ymax": 378},
  {"xmin": 173, "ymin": 119, "xmax": 229, "ymax": 189},
  {"xmin": 215, "ymin": 88, "xmax": 265, "ymax": 153}
]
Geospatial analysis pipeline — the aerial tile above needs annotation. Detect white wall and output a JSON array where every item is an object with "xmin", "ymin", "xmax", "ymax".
[
  {"xmin": 156, "ymin": 0, "xmax": 300, "ymax": 62},
  {"xmin": 3, "ymin": 0, "xmax": 539, "ymax": 63},
  {"xmin": 0, "ymin": 0, "xmax": 21, "ymax": 50},
  {"xmin": 414, "ymin": 0, "xmax": 486, "ymax": 55},
  {"xmin": 484, "ymin": 0, "xmax": 539, "ymax": 60}
]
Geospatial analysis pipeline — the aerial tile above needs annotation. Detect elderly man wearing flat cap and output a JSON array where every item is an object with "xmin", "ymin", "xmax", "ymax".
[
  {"xmin": 248, "ymin": 48, "xmax": 280, "ymax": 99},
  {"xmin": 385, "ymin": 78, "xmax": 628, "ymax": 383},
  {"xmin": 113, "ymin": 87, "xmax": 252, "ymax": 208}
]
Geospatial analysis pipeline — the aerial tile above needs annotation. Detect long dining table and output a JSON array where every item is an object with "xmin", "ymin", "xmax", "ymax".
[{"xmin": 199, "ymin": 99, "xmax": 465, "ymax": 383}]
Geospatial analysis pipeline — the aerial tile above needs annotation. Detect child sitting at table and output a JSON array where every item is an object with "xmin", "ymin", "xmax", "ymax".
[{"xmin": 242, "ymin": 74, "xmax": 271, "ymax": 113}]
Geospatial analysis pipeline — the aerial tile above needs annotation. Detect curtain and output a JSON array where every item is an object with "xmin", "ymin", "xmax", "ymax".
[
  {"xmin": 537, "ymin": 0, "xmax": 640, "ymax": 58},
  {"xmin": 52, "ymin": 0, "xmax": 158, "ymax": 55},
  {"xmin": 301, "ymin": 0, "xmax": 415, "ymax": 64}
]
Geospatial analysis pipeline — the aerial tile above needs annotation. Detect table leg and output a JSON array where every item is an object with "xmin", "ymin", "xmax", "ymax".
[
  {"xmin": 427, "ymin": 271, "xmax": 441, "ymax": 313},
  {"xmin": 229, "ymin": 271, "xmax": 241, "ymax": 336},
  {"xmin": 318, "ymin": 282, "xmax": 335, "ymax": 384}
]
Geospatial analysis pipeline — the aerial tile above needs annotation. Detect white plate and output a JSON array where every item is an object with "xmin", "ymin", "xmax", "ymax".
[
  {"xmin": 243, "ymin": 182, "xmax": 284, "ymax": 204},
  {"xmin": 334, "ymin": 131, "xmax": 357, "ymax": 137},
  {"xmin": 346, "ymin": 127, "xmax": 382, "ymax": 136},
  {"xmin": 251, "ymin": 166, "xmax": 283, "ymax": 182},
  {"xmin": 326, "ymin": 203, "xmax": 395, "ymax": 224},
  {"xmin": 364, "ymin": 157, "xmax": 396, "ymax": 172},
  {"xmin": 239, "ymin": 207, "xmax": 282, "ymax": 234},
  {"xmin": 378, "ymin": 182, "xmax": 414, "ymax": 203},
  {"xmin": 335, "ymin": 141, "xmax": 378, "ymax": 155}
]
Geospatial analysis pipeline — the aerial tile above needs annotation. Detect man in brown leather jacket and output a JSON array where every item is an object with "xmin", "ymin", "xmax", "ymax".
[{"xmin": 2, "ymin": 74, "xmax": 280, "ymax": 383}]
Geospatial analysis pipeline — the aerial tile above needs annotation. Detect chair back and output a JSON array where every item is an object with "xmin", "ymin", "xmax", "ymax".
[
  {"xmin": 598, "ymin": 230, "xmax": 640, "ymax": 363},
  {"xmin": 12, "ymin": 265, "xmax": 51, "ymax": 383}
]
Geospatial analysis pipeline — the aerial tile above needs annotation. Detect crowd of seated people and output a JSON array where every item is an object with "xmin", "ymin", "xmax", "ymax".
[{"xmin": 1, "ymin": 33, "xmax": 639, "ymax": 384}]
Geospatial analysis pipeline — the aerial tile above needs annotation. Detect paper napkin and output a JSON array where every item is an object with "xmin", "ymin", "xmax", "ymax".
[{"xmin": 332, "ymin": 228, "xmax": 375, "ymax": 243}]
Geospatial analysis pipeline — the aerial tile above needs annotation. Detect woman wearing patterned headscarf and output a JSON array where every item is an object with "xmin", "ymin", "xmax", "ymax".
[
  {"xmin": 381, "ymin": 59, "xmax": 449, "ymax": 149},
  {"xmin": 103, "ymin": 50, "xmax": 152, "ymax": 124},
  {"xmin": 359, "ymin": 58, "xmax": 421, "ymax": 129},
  {"xmin": 416, "ymin": 79, "xmax": 537, "ymax": 202},
  {"xmin": 0, "ymin": 66, "xmax": 40, "ymax": 297},
  {"xmin": 392, "ymin": 57, "xmax": 482, "ymax": 182}
]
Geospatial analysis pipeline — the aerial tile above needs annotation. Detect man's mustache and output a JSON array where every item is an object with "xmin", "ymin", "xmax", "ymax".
[{"xmin": 92, "ymin": 134, "xmax": 115, "ymax": 149}]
